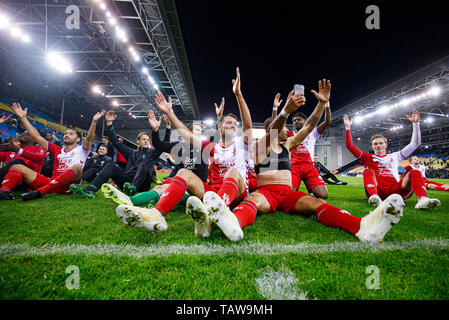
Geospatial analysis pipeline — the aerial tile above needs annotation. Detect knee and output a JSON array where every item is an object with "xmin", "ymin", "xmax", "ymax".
[
  {"xmin": 316, "ymin": 191, "xmax": 328, "ymax": 200},
  {"xmin": 176, "ymin": 168, "xmax": 191, "ymax": 179},
  {"xmin": 71, "ymin": 164, "xmax": 83, "ymax": 174},
  {"xmin": 10, "ymin": 164, "xmax": 26, "ymax": 172}
]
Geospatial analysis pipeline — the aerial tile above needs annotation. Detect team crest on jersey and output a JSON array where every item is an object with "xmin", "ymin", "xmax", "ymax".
[{"xmin": 50, "ymin": 179, "xmax": 57, "ymax": 184}]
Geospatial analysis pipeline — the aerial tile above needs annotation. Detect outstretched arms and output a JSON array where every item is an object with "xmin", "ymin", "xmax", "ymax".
[
  {"xmin": 285, "ymin": 79, "xmax": 332, "ymax": 151},
  {"xmin": 343, "ymin": 114, "xmax": 363, "ymax": 158},
  {"xmin": 11, "ymin": 103, "xmax": 49, "ymax": 150},
  {"xmin": 154, "ymin": 92, "xmax": 203, "ymax": 150},
  {"xmin": 271, "ymin": 93, "xmax": 283, "ymax": 118},
  {"xmin": 83, "ymin": 110, "xmax": 105, "ymax": 151},
  {"xmin": 400, "ymin": 109, "xmax": 421, "ymax": 159},
  {"xmin": 232, "ymin": 67, "xmax": 253, "ymax": 144},
  {"xmin": 317, "ymin": 101, "xmax": 332, "ymax": 134}
]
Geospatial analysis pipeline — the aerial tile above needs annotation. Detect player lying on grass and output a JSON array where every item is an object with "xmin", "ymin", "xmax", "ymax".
[
  {"xmin": 287, "ymin": 100, "xmax": 332, "ymax": 200},
  {"xmin": 0, "ymin": 103, "xmax": 104, "ymax": 201},
  {"xmin": 71, "ymin": 110, "xmax": 165, "ymax": 198},
  {"xmin": 0, "ymin": 131, "xmax": 46, "ymax": 198},
  {"xmin": 404, "ymin": 156, "xmax": 449, "ymax": 192},
  {"xmin": 188, "ymin": 79, "xmax": 405, "ymax": 243},
  {"xmin": 344, "ymin": 111, "xmax": 440, "ymax": 210},
  {"xmin": 110, "ymin": 67, "xmax": 253, "ymax": 238},
  {"xmin": 100, "ymin": 115, "xmax": 209, "ymax": 233}
]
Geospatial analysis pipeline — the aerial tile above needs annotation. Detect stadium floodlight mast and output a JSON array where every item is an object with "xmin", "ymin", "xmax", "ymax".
[{"xmin": 47, "ymin": 52, "xmax": 73, "ymax": 74}]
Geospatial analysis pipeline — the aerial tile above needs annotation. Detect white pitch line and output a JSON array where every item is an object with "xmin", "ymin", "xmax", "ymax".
[{"xmin": 0, "ymin": 238, "xmax": 448, "ymax": 258}]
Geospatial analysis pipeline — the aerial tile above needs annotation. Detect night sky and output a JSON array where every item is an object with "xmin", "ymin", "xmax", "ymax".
[{"xmin": 174, "ymin": 1, "xmax": 449, "ymax": 123}]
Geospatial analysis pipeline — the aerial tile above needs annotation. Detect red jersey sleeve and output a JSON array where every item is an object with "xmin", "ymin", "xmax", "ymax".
[
  {"xmin": 345, "ymin": 129, "xmax": 364, "ymax": 159},
  {"xmin": 47, "ymin": 142, "xmax": 62, "ymax": 159},
  {"xmin": 201, "ymin": 140, "xmax": 215, "ymax": 159},
  {"xmin": 20, "ymin": 145, "xmax": 46, "ymax": 162}
]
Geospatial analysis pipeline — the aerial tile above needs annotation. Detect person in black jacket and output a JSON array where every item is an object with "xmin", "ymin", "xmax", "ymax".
[
  {"xmin": 313, "ymin": 156, "xmax": 347, "ymax": 185},
  {"xmin": 81, "ymin": 145, "xmax": 113, "ymax": 183},
  {"xmin": 97, "ymin": 136, "xmax": 115, "ymax": 159},
  {"xmin": 100, "ymin": 111, "xmax": 208, "ymax": 209},
  {"xmin": 71, "ymin": 110, "xmax": 164, "ymax": 198}
]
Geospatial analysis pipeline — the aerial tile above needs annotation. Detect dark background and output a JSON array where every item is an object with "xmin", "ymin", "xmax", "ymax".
[{"xmin": 174, "ymin": 1, "xmax": 449, "ymax": 123}]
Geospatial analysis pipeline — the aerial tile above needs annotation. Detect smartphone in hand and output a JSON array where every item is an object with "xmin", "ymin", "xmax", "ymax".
[{"xmin": 294, "ymin": 84, "xmax": 304, "ymax": 95}]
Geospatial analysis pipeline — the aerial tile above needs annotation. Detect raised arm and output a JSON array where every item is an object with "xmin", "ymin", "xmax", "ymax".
[
  {"xmin": 148, "ymin": 110, "xmax": 175, "ymax": 153},
  {"xmin": 104, "ymin": 110, "xmax": 134, "ymax": 159},
  {"xmin": 11, "ymin": 103, "xmax": 48, "ymax": 150},
  {"xmin": 232, "ymin": 67, "xmax": 252, "ymax": 144},
  {"xmin": 215, "ymin": 97, "xmax": 225, "ymax": 120},
  {"xmin": 343, "ymin": 114, "xmax": 363, "ymax": 158},
  {"xmin": 154, "ymin": 92, "xmax": 203, "ymax": 150},
  {"xmin": 317, "ymin": 101, "xmax": 332, "ymax": 134},
  {"xmin": 285, "ymin": 79, "xmax": 331, "ymax": 151},
  {"xmin": 83, "ymin": 110, "xmax": 105, "ymax": 151},
  {"xmin": 271, "ymin": 93, "xmax": 283, "ymax": 118},
  {"xmin": 400, "ymin": 109, "xmax": 421, "ymax": 159}
]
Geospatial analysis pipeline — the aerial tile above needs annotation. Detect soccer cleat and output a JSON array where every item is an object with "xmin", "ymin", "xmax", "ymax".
[
  {"xmin": 20, "ymin": 190, "xmax": 43, "ymax": 201},
  {"xmin": 123, "ymin": 182, "xmax": 137, "ymax": 196},
  {"xmin": 368, "ymin": 194, "xmax": 382, "ymax": 207},
  {"xmin": 115, "ymin": 205, "xmax": 168, "ymax": 232},
  {"xmin": 0, "ymin": 189, "xmax": 15, "ymax": 200},
  {"xmin": 70, "ymin": 184, "xmax": 96, "ymax": 199},
  {"xmin": 186, "ymin": 196, "xmax": 212, "ymax": 238},
  {"xmin": 101, "ymin": 183, "xmax": 132, "ymax": 205},
  {"xmin": 203, "ymin": 191, "xmax": 243, "ymax": 242},
  {"xmin": 336, "ymin": 181, "xmax": 348, "ymax": 185},
  {"xmin": 356, "ymin": 194, "xmax": 405, "ymax": 243},
  {"xmin": 414, "ymin": 197, "xmax": 441, "ymax": 210}
]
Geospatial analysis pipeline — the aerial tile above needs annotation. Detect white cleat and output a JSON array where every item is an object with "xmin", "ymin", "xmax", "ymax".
[
  {"xmin": 356, "ymin": 194, "xmax": 405, "ymax": 243},
  {"xmin": 368, "ymin": 194, "xmax": 382, "ymax": 207},
  {"xmin": 414, "ymin": 197, "xmax": 441, "ymax": 210},
  {"xmin": 115, "ymin": 204, "xmax": 168, "ymax": 233},
  {"xmin": 203, "ymin": 191, "xmax": 243, "ymax": 242},
  {"xmin": 102, "ymin": 183, "xmax": 132, "ymax": 205},
  {"xmin": 186, "ymin": 196, "xmax": 212, "ymax": 238}
]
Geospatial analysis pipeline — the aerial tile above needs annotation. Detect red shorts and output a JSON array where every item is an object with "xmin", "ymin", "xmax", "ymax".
[
  {"xmin": 248, "ymin": 176, "xmax": 258, "ymax": 192},
  {"xmin": 367, "ymin": 178, "xmax": 414, "ymax": 201},
  {"xmin": 202, "ymin": 181, "xmax": 248, "ymax": 208},
  {"xmin": 28, "ymin": 173, "xmax": 77, "ymax": 194},
  {"xmin": 254, "ymin": 184, "xmax": 309, "ymax": 213},
  {"xmin": 291, "ymin": 162, "xmax": 325, "ymax": 191}
]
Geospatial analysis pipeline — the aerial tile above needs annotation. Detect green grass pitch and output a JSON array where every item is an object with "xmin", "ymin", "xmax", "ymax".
[{"xmin": 0, "ymin": 176, "xmax": 448, "ymax": 300}]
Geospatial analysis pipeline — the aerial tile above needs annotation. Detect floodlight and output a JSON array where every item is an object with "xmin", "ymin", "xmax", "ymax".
[
  {"xmin": 21, "ymin": 34, "xmax": 30, "ymax": 43},
  {"xmin": 10, "ymin": 27, "xmax": 21, "ymax": 38},
  {"xmin": 47, "ymin": 52, "xmax": 73, "ymax": 73},
  {"xmin": 109, "ymin": 17, "xmax": 117, "ymax": 25},
  {"xmin": 0, "ymin": 14, "xmax": 11, "ymax": 30},
  {"xmin": 142, "ymin": 67, "xmax": 148, "ymax": 74},
  {"xmin": 429, "ymin": 86, "xmax": 441, "ymax": 97},
  {"xmin": 204, "ymin": 119, "xmax": 214, "ymax": 126},
  {"xmin": 353, "ymin": 116, "xmax": 363, "ymax": 124},
  {"xmin": 153, "ymin": 84, "xmax": 159, "ymax": 91}
]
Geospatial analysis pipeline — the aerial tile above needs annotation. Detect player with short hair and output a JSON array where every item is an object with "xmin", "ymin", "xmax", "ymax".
[
  {"xmin": 71, "ymin": 110, "xmax": 164, "ymax": 198},
  {"xmin": 113, "ymin": 68, "xmax": 253, "ymax": 240},
  {"xmin": 405, "ymin": 156, "xmax": 449, "ymax": 192},
  {"xmin": 0, "ymin": 103, "xmax": 104, "ymax": 201},
  {"xmin": 289, "ymin": 100, "xmax": 332, "ymax": 199},
  {"xmin": 344, "ymin": 111, "xmax": 441, "ymax": 209}
]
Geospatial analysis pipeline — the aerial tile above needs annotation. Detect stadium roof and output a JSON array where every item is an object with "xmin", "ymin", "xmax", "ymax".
[
  {"xmin": 0, "ymin": 0, "xmax": 199, "ymax": 136},
  {"xmin": 329, "ymin": 54, "xmax": 449, "ymax": 139}
]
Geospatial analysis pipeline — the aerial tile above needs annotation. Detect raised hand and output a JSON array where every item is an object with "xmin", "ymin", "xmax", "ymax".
[
  {"xmin": 0, "ymin": 115, "xmax": 10, "ymax": 124},
  {"xmin": 215, "ymin": 97, "xmax": 225, "ymax": 118},
  {"xmin": 93, "ymin": 109, "xmax": 106, "ymax": 122},
  {"xmin": 154, "ymin": 92, "xmax": 173, "ymax": 114},
  {"xmin": 273, "ymin": 93, "xmax": 283, "ymax": 109},
  {"xmin": 148, "ymin": 110, "xmax": 162, "ymax": 131},
  {"xmin": 406, "ymin": 109, "xmax": 420, "ymax": 123},
  {"xmin": 162, "ymin": 114, "xmax": 171, "ymax": 129},
  {"xmin": 232, "ymin": 67, "xmax": 241, "ymax": 96},
  {"xmin": 11, "ymin": 103, "xmax": 28, "ymax": 119},
  {"xmin": 311, "ymin": 79, "xmax": 331, "ymax": 103},
  {"xmin": 343, "ymin": 114, "xmax": 352, "ymax": 129},
  {"xmin": 105, "ymin": 110, "xmax": 117, "ymax": 125},
  {"xmin": 283, "ymin": 90, "xmax": 306, "ymax": 114}
]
